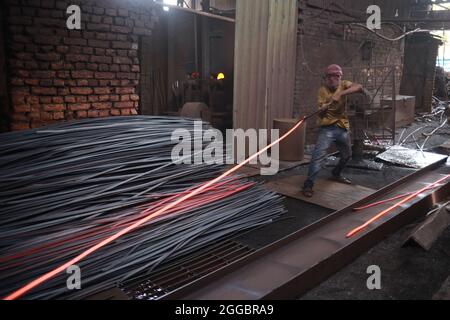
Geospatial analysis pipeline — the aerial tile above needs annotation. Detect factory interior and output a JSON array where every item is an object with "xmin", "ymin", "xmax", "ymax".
[{"xmin": 1, "ymin": 0, "xmax": 450, "ymax": 302}]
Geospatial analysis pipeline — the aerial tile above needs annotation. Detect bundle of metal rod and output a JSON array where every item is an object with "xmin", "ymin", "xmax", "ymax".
[{"xmin": 0, "ymin": 117, "xmax": 286, "ymax": 300}]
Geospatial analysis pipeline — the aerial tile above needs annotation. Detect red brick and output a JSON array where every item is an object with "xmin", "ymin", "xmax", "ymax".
[
  {"xmin": 24, "ymin": 79, "xmax": 39, "ymax": 86},
  {"xmin": 75, "ymin": 110, "xmax": 88, "ymax": 118},
  {"xmin": 114, "ymin": 72, "xmax": 130, "ymax": 79},
  {"xmin": 40, "ymin": 96, "xmax": 52, "ymax": 103},
  {"xmin": 120, "ymin": 65, "xmax": 130, "ymax": 72},
  {"xmin": 133, "ymin": 27, "xmax": 151, "ymax": 36},
  {"xmin": 71, "ymin": 87, "xmax": 93, "ymax": 95},
  {"xmin": 88, "ymin": 39, "xmax": 110, "ymax": 48},
  {"xmin": 94, "ymin": 87, "xmax": 112, "ymax": 94},
  {"xmin": 51, "ymin": 61, "xmax": 64, "ymax": 70},
  {"xmin": 90, "ymin": 55, "xmax": 112, "ymax": 64},
  {"xmin": 94, "ymin": 48, "xmax": 105, "ymax": 55},
  {"xmin": 58, "ymin": 88, "xmax": 70, "ymax": 95},
  {"xmin": 98, "ymin": 110, "xmax": 110, "ymax": 117},
  {"xmin": 131, "ymin": 65, "xmax": 140, "ymax": 72},
  {"xmin": 87, "ymin": 23, "xmax": 110, "ymax": 32},
  {"xmin": 11, "ymin": 78, "xmax": 24, "ymax": 86},
  {"xmin": 30, "ymin": 70, "xmax": 56, "ymax": 78},
  {"xmin": 74, "ymin": 62, "xmax": 86, "ymax": 70},
  {"xmin": 109, "ymin": 64, "xmax": 119, "ymax": 72},
  {"xmin": 34, "ymin": 35, "xmax": 61, "ymax": 45},
  {"xmin": 93, "ymin": 7, "xmax": 105, "ymax": 15},
  {"xmin": 66, "ymin": 54, "xmax": 89, "ymax": 62},
  {"xmin": 53, "ymin": 112, "xmax": 64, "ymax": 120},
  {"xmin": 72, "ymin": 70, "xmax": 94, "ymax": 79},
  {"xmin": 52, "ymin": 96, "xmax": 64, "ymax": 103},
  {"xmin": 111, "ymin": 25, "xmax": 131, "ymax": 34},
  {"xmin": 92, "ymin": 102, "xmax": 112, "ymax": 109},
  {"xmin": 75, "ymin": 96, "xmax": 87, "ymax": 103},
  {"xmin": 13, "ymin": 104, "xmax": 31, "ymax": 113},
  {"xmin": 77, "ymin": 80, "xmax": 89, "ymax": 86},
  {"xmin": 103, "ymin": 17, "xmax": 113, "ymax": 25},
  {"xmin": 112, "ymin": 41, "xmax": 131, "ymax": 49},
  {"xmin": 63, "ymin": 37, "xmax": 87, "ymax": 46},
  {"xmin": 56, "ymin": 45, "xmax": 69, "ymax": 53},
  {"xmin": 130, "ymin": 94, "xmax": 139, "ymax": 101},
  {"xmin": 95, "ymin": 72, "xmax": 115, "ymax": 79},
  {"xmin": 114, "ymin": 101, "xmax": 134, "ymax": 109},
  {"xmin": 57, "ymin": 71, "xmax": 70, "ymax": 78},
  {"xmin": 26, "ymin": 96, "xmax": 40, "ymax": 104},
  {"xmin": 69, "ymin": 103, "xmax": 91, "ymax": 111},
  {"xmin": 120, "ymin": 108, "xmax": 131, "ymax": 115},
  {"xmin": 35, "ymin": 53, "xmax": 61, "ymax": 61},
  {"xmin": 98, "ymin": 95, "xmax": 110, "ymax": 101},
  {"xmin": 87, "ymin": 63, "xmax": 98, "ymax": 71},
  {"xmin": 43, "ymin": 104, "xmax": 65, "ymax": 112},
  {"xmin": 105, "ymin": 8, "xmax": 117, "ymax": 16},
  {"xmin": 88, "ymin": 110, "xmax": 99, "ymax": 117},
  {"xmin": 111, "ymin": 109, "xmax": 121, "ymax": 116},
  {"xmin": 120, "ymin": 94, "xmax": 130, "ymax": 101},
  {"xmin": 91, "ymin": 15, "xmax": 102, "ymax": 24},
  {"xmin": 53, "ymin": 79, "xmax": 65, "ymax": 87},
  {"xmin": 83, "ymin": 47, "xmax": 94, "ymax": 55},
  {"xmin": 40, "ymin": 111, "xmax": 53, "ymax": 121},
  {"xmin": 99, "ymin": 64, "xmax": 109, "ymax": 72},
  {"xmin": 32, "ymin": 86, "xmax": 57, "ymax": 95},
  {"xmin": 65, "ymin": 96, "xmax": 76, "ymax": 103},
  {"xmin": 88, "ymin": 95, "xmax": 99, "ymax": 102},
  {"xmin": 39, "ymin": 79, "xmax": 53, "ymax": 86},
  {"xmin": 113, "ymin": 56, "xmax": 132, "ymax": 64}
]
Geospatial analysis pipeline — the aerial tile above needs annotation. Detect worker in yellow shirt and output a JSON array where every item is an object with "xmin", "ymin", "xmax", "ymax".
[{"xmin": 303, "ymin": 64, "xmax": 363, "ymax": 198}]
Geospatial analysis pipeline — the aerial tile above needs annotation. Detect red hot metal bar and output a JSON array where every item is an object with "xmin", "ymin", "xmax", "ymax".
[
  {"xmin": 346, "ymin": 174, "xmax": 450, "ymax": 238},
  {"xmin": 352, "ymin": 184, "xmax": 443, "ymax": 211}
]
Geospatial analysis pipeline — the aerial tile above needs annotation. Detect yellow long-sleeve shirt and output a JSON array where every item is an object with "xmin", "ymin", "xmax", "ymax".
[{"xmin": 317, "ymin": 80, "xmax": 352, "ymax": 130}]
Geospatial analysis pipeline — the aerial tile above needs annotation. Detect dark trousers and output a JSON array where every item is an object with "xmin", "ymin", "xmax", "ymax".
[{"xmin": 304, "ymin": 125, "xmax": 352, "ymax": 189}]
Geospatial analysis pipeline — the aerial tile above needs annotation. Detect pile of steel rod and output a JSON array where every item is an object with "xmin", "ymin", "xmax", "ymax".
[{"xmin": 0, "ymin": 117, "xmax": 286, "ymax": 300}]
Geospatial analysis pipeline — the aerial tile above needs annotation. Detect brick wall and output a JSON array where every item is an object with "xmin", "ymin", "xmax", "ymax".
[
  {"xmin": 295, "ymin": 0, "xmax": 406, "ymax": 143},
  {"xmin": 4, "ymin": 0, "xmax": 162, "ymax": 131}
]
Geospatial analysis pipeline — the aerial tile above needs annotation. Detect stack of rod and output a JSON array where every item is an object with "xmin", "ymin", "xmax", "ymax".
[{"xmin": 0, "ymin": 117, "xmax": 285, "ymax": 300}]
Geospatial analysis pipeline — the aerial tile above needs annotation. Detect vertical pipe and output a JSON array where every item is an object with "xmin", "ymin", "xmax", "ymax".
[{"xmin": 392, "ymin": 66, "xmax": 397, "ymax": 146}]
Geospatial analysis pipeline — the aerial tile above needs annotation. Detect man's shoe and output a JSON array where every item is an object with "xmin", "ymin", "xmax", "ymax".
[
  {"xmin": 303, "ymin": 186, "xmax": 314, "ymax": 198},
  {"xmin": 333, "ymin": 175, "xmax": 352, "ymax": 185}
]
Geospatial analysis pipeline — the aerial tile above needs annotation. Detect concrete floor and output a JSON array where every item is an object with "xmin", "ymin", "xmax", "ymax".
[{"xmin": 234, "ymin": 119, "xmax": 450, "ymax": 300}]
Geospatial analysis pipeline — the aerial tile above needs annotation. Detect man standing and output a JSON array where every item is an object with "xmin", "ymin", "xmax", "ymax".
[{"xmin": 303, "ymin": 64, "xmax": 363, "ymax": 198}]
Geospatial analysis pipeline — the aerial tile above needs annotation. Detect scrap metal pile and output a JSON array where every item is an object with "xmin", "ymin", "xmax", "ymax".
[{"xmin": 0, "ymin": 116, "xmax": 285, "ymax": 300}]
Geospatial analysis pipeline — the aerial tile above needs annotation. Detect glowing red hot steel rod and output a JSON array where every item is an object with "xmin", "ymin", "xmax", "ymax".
[
  {"xmin": 346, "ymin": 174, "xmax": 450, "ymax": 238},
  {"xmin": 3, "ymin": 116, "xmax": 309, "ymax": 300}
]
